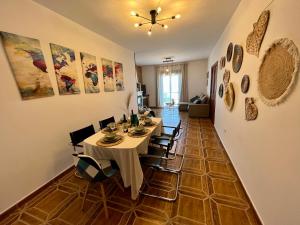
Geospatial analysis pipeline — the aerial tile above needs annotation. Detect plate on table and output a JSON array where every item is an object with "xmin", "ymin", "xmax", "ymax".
[
  {"xmin": 96, "ymin": 134, "xmax": 124, "ymax": 147},
  {"xmin": 128, "ymin": 128, "xmax": 150, "ymax": 138},
  {"xmin": 101, "ymin": 126, "xmax": 119, "ymax": 134},
  {"xmin": 143, "ymin": 121, "xmax": 157, "ymax": 127}
]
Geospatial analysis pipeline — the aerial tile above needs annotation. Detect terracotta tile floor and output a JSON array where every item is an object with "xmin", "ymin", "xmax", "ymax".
[{"xmin": 1, "ymin": 109, "xmax": 261, "ymax": 225}]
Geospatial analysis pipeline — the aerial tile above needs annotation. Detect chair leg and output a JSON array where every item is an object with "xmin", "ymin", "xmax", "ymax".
[
  {"xmin": 100, "ymin": 183, "xmax": 109, "ymax": 219},
  {"xmin": 112, "ymin": 176, "xmax": 124, "ymax": 192},
  {"xmin": 82, "ymin": 182, "xmax": 90, "ymax": 211}
]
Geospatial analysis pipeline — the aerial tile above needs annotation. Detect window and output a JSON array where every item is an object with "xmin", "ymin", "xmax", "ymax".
[{"xmin": 160, "ymin": 72, "xmax": 180, "ymax": 106}]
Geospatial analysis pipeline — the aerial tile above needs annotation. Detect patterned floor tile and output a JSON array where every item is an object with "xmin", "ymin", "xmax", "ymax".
[{"xmin": 0, "ymin": 108, "xmax": 261, "ymax": 225}]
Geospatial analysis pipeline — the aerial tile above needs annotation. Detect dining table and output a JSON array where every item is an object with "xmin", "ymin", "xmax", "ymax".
[{"xmin": 83, "ymin": 117, "xmax": 162, "ymax": 200}]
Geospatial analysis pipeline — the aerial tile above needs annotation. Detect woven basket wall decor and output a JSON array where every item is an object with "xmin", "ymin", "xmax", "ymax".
[
  {"xmin": 258, "ymin": 38, "xmax": 300, "ymax": 106},
  {"xmin": 224, "ymin": 82, "xmax": 235, "ymax": 111},
  {"xmin": 245, "ymin": 98, "xmax": 258, "ymax": 121},
  {"xmin": 227, "ymin": 43, "xmax": 233, "ymax": 62},
  {"xmin": 232, "ymin": 45, "xmax": 243, "ymax": 73},
  {"xmin": 218, "ymin": 84, "xmax": 224, "ymax": 98},
  {"xmin": 246, "ymin": 10, "xmax": 270, "ymax": 57},
  {"xmin": 219, "ymin": 56, "xmax": 226, "ymax": 69},
  {"xmin": 241, "ymin": 75, "xmax": 250, "ymax": 94},
  {"xmin": 223, "ymin": 70, "xmax": 230, "ymax": 87}
]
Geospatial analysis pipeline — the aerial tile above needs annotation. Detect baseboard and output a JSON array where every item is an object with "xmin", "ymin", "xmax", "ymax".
[
  {"xmin": 0, "ymin": 165, "xmax": 74, "ymax": 220},
  {"xmin": 213, "ymin": 127, "xmax": 264, "ymax": 225}
]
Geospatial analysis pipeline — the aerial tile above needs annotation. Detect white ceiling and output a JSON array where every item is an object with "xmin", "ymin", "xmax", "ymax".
[{"xmin": 33, "ymin": 0, "xmax": 240, "ymax": 65}]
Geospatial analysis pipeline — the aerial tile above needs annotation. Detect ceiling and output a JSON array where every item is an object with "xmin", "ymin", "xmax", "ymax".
[{"xmin": 33, "ymin": 0, "xmax": 240, "ymax": 65}]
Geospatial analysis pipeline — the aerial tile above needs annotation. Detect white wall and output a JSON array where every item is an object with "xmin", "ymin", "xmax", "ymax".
[
  {"xmin": 141, "ymin": 66, "xmax": 156, "ymax": 107},
  {"xmin": 141, "ymin": 59, "xmax": 208, "ymax": 107},
  {"xmin": 207, "ymin": 0, "xmax": 300, "ymax": 224},
  {"xmin": 0, "ymin": 0, "xmax": 137, "ymax": 213},
  {"xmin": 187, "ymin": 59, "xmax": 208, "ymax": 98}
]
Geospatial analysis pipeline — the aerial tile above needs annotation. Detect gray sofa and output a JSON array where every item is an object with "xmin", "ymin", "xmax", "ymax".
[{"xmin": 179, "ymin": 94, "xmax": 210, "ymax": 118}]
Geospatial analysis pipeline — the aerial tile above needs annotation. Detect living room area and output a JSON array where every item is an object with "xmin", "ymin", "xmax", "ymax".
[{"xmin": 136, "ymin": 59, "xmax": 210, "ymax": 118}]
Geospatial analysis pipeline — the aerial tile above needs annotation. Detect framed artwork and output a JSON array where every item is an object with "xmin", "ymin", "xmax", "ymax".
[
  {"xmin": 50, "ymin": 43, "xmax": 80, "ymax": 95},
  {"xmin": 80, "ymin": 52, "xmax": 100, "ymax": 93},
  {"xmin": 101, "ymin": 58, "xmax": 114, "ymax": 92},
  {"xmin": 114, "ymin": 62, "xmax": 124, "ymax": 91},
  {"xmin": 0, "ymin": 31, "xmax": 54, "ymax": 100}
]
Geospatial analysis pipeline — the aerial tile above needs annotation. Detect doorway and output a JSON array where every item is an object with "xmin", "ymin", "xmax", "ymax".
[{"xmin": 209, "ymin": 62, "xmax": 218, "ymax": 124}]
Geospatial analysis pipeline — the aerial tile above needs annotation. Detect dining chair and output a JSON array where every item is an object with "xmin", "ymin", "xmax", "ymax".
[
  {"xmin": 150, "ymin": 121, "xmax": 184, "ymax": 160},
  {"xmin": 72, "ymin": 153, "xmax": 124, "ymax": 218},
  {"xmin": 148, "ymin": 111, "xmax": 156, "ymax": 117},
  {"xmin": 69, "ymin": 124, "xmax": 95, "ymax": 154},
  {"xmin": 99, "ymin": 116, "xmax": 115, "ymax": 130},
  {"xmin": 139, "ymin": 141, "xmax": 182, "ymax": 202}
]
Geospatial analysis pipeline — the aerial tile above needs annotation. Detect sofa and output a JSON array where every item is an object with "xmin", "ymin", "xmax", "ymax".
[{"xmin": 179, "ymin": 94, "xmax": 210, "ymax": 118}]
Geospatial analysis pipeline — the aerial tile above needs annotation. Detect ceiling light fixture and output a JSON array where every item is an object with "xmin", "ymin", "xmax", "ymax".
[{"xmin": 131, "ymin": 7, "xmax": 181, "ymax": 35}]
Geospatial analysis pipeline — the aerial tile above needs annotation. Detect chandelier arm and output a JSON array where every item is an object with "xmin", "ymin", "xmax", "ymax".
[
  {"xmin": 140, "ymin": 22, "xmax": 152, "ymax": 25},
  {"xmin": 156, "ymin": 17, "xmax": 173, "ymax": 22},
  {"xmin": 136, "ymin": 15, "xmax": 151, "ymax": 21}
]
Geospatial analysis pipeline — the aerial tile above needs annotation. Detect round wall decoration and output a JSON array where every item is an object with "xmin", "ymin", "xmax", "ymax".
[
  {"xmin": 232, "ymin": 45, "xmax": 244, "ymax": 73},
  {"xmin": 218, "ymin": 84, "xmax": 224, "ymax": 98},
  {"xmin": 245, "ymin": 97, "xmax": 258, "ymax": 121},
  {"xmin": 241, "ymin": 75, "xmax": 250, "ymax": 93},
  {"xmin": 219, "ymin": 57, "xmax": 226, "ymax": 69},
  {"xmin": 246, "ymin": 10, "xmax": 270, "ymax": 57},
  {"xmin": 258, "ymin": 38, "xmax": 300, "ymax": 106},
  {"xmin": 223, "ymin": 70, "xmax": 230, "ymax": 86},
  {"xmin": 224, "ymin": 82, "xmax": 235, "ymax": 111},
  {"xmin": 227, "ymin": 43, "xmax": 233, "ymax": 62}
]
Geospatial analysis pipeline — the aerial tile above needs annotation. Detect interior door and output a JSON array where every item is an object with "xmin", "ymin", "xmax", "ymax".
[{"xmin": 209, "ymin": 62, "xmax": 218, "ymax": 124}]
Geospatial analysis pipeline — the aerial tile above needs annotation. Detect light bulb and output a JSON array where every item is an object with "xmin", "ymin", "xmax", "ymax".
[
  {"xmin": 175, "ymin": 14, "xmax": 181, "ymax": 19},
  {"xmin": 134, "ymin": 23, "xmax": 139, "ymax": 28},
  {"xmin": 131, "ymin": 11, "xmax": 137, "ymax": 16},
  {"xmin": 166, "ymin": 68, "xmax": 169, "ymax": 72},
  {"xmin": 147, "ymin": 30, "xmax": 152, "ymax": 36},
  {"xmin": 163, "ymin": 24, "xmax": 168, "ymax": 29},
  {"xmin": 157, "ymin": 7, "xmax": 162, "ymax": 13}
]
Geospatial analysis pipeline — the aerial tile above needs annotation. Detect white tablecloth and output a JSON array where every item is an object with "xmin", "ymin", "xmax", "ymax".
[{"xmin": 83, "ymin": 117, "xmax": 162, "ymax": 200}]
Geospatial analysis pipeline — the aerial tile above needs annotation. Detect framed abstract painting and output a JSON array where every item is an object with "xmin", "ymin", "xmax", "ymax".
[
  {"xmin": 50, "ymin": 43, "xmax": 80, "ymax": 95},
  {"xmin": 101, "ymin": 58, "xmax": 114, "ymax": 92},
  {"xmin": 0, "ymin": 31, "xmax": 54, "ymax": 100},
  {"xmin": 80, "ymin": 52, "xmax": 100, "ymax": 93},
  {"xmin": 114, "ymin": 62, "xmax": 124, "ymax": 91}
]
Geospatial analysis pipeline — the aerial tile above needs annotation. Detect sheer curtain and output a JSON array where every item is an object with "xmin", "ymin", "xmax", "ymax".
[{"xmin": 156, "ymin": 64, "xmax": 187, "ymax": 107}]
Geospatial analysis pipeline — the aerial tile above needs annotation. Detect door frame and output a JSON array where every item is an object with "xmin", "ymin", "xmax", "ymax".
[{"xmin": 209, "ymin": 61, "xmax": 218, "ymax": 124}]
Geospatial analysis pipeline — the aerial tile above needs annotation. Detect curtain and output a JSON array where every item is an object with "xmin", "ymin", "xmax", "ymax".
[{"xmin": 156, "ymin": 63, "xmax": 187, "ymax": 107}]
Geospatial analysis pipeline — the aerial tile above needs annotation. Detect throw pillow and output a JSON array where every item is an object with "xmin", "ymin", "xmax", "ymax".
[{"xmin": 190, "ymin": 95, "xmax": 199, "ymax": 103}]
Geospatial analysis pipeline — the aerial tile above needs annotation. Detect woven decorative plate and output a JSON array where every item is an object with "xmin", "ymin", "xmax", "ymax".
[
  {"xmin": 241, "ymin": 75, "xmax": 250, "ymax": 93},
  {"xmin": 96, "ymin": 135, "xmax": 124, "ymax": 147},
  {"xmin": 258, "ymin": 38, "xmax": 299, "ymax": 106},
  {"xmin": 218, "ymin": 84, "xmax": 224, "ymax": 98},
  {"xmin": 232, "ymin": 45, "xmax": 243, "ymax": 73},
  {"xmin": 245, "ymin": 97, "xmax": 258, "ymax": 121},
  {"xmin": 128, "ymin": 128, "xmax": 150, "ymax": 138},
  {"xmin": 223, "ymin": 70, "xmax": 230, "ymax": 87},
  {"xmin": 219, "ymin": 56, "xmax": 226, "ymax": 69},
  {"xmin": 246, "ymin": 10, "xmax": 270, "ymax": 57},
  {"xmin": 224, "ymin": 83, "xmax": 235, "ymax": 111},
  {"xmin": 227, "ymin": 43, "xmax": 233, "ymax": 62}
]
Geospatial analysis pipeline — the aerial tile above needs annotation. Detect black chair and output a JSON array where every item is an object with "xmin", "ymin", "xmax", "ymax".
[
  {"xmin": 70, "ymin": 125, "xmax": 95, "ymax": 153},
  {"xmin": 139, "ymin": 141, "xmax": 181, "ymax": 202},
  {"xmin": 72, "ymin": 154, "xmax": 124, "ymax": 218},
  {"xmin": 99, "ymin": 116, "xmax": 115, "ymax": 130},
  {"xmin": 148, "ymin": 111, "xmax": 156, "ymax": 117},
  {"xmin": 150, "ymin": 120, "xmax": 183, "ymax": 159}
]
